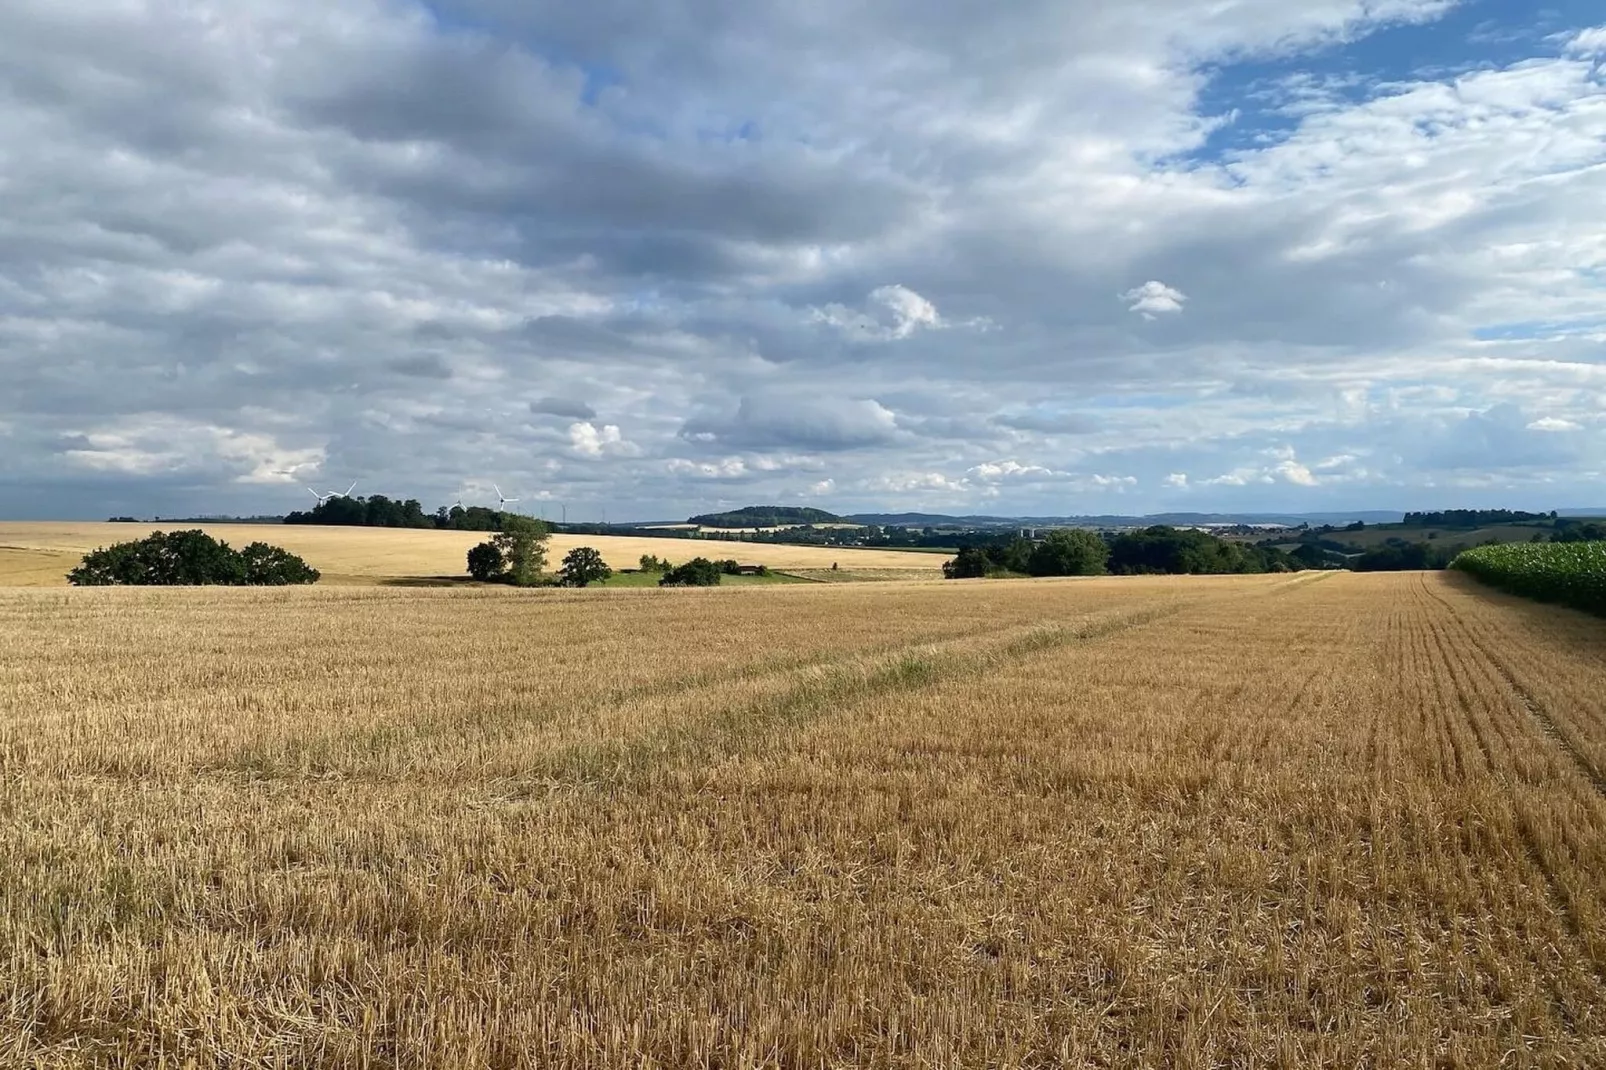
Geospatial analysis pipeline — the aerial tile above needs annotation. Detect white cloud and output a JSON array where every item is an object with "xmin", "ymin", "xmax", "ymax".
[
  {"xmin": 665, "ymin": 457, "xmax": 749, "ymax": 480},
  {"xmin": 1121, "ymin": 281, "xmax": 1188, "ymax": 319},
  {"xmin": 1565, "ymin": 26, "xmax": 1606, "ymax": 55},
  {"xmin": 567, "ymin": 422, "xmax": 639, "ymax": 459},
  {"xmin": 1528, "ymin": 417, "xmax": 1581, "ymax": 432},
  {"xmin": 1164, "ymin": 473, "xmax": 1189, "ymax": 488},
  {"xmin": 968, "ymin": 459, "xmax": 1057, "ymax": 481},
  {"xmin": 63, "ymin": 416, "xmax": 323, "ymax": 484},
  {"xmin": 807, "ymin": 478, "xmax": 836, "ymax": 496}
]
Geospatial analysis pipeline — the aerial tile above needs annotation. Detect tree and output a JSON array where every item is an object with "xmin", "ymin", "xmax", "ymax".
[
  {"xmin": 1026, "ymin": 529, "xmax": 1109, "ymax": 577},
  {"xmin": 660, "ymin": 557, "xmax": 723, "ymax": 586},
  {"xmin": 638, "ymin": 554, "xmax": 670, "ymax": 573},
  {"xmin": 466, "ymin": 541, "xmax": 505, "ymax": 581},
  {"xmin": 559, "ymin": 546, "xmax": 612, "ymax": 587},
  {"xmin": 942, "ymin": 546, "xmax": 992, "ymax": 579},
  {"xmin": 67, "ymin": 530, "xmax": 318, "ymax": 586},
  {"xmin": 239, "ymin": 542, "xmax": 322, "ymax": 585},
  {"xmin": 491, "ymin": 516, "xmax": 550, "ymax": 586}
]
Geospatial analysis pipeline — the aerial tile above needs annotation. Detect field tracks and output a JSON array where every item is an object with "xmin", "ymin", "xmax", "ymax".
[
  {"xmin": 1419, "ymin": 576, "xmax": 1606, "ymax": 799},
  {"xmin": 471, "ymin": 600, "xmax": 1196, "ymax": 793}
]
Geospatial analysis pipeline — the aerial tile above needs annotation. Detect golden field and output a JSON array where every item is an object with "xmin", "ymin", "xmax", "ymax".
[
  {"xmin": 3, "ymin": 571, "xmax": 1606, "ymax": 1066},
  {"xmin": 0, "ymin": 521, "xmax": 943, "ymax": 586}
]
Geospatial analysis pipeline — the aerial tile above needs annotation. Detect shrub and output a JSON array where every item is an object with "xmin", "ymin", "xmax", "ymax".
[
  {"xmin": 67, "ymin": 530, "xmax": 319, "ymax": 586},
  {"xmin": 660, "ymin": 558, "xmax": 723, "ymax": 587}
]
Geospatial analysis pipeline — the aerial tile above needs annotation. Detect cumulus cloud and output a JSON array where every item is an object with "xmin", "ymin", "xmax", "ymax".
[
  {"xmin": 567, "ymin": 422, "xmax": 638, "ymax": 458},
  {"xmin": 1164, "ymin": 473, "xmax": 1190, "ymax": 488},
  {"xmin": 812, "ymin": 284, "xmax": 961, "ymax": 341},
  {"xmin": 1566, "ymin": 26, "xmax": 1606, "ymax": 55},
  {"xmin": 1121, "ymin": 281, "xmax": 1188, "ymax": 319}
]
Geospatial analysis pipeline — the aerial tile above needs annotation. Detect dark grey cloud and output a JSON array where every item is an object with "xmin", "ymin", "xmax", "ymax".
[
  {"xmin": 681, "ymin": 396, "xmax": 903, "ymax": 452},
  {"xmin": 531, "ymin": 396, "xmax": 598, "ymax": 420}
]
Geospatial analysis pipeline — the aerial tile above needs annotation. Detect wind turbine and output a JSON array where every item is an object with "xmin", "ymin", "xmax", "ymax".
[
  {"xmin": 494, "ymin": 484, "xmax": 520, "ymax": 512},
  {"xmin": 305, "ymin": 480, "xmax": 358, "ymax": 505}
]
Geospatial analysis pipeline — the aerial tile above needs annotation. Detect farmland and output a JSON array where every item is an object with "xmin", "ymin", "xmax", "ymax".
[
  {"xmin": 3, "ymin": 570, "xmax": 1605, "ymax": 1066},
  {"xmin": 0, "ymin": 522, "xmax": 943, "ymax": 586},
  {"xmin": 1455, "ymin": 540, "xmax": 1606, "ymax": 616}
]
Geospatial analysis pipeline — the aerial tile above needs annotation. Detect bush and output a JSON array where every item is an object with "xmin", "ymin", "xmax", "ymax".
[
  {"xmin": 660, "ymin": 558, "xmax": 723, "ymax": 587},
  {"xmin": 559, "ymin": 546, "xmax": 613, "ymax": 587},
  {"xmin": 638, "ymin": 554, "xmax": 671, "ymax": 573},
  {"xmin": 67, "ymin": 530, "xmax": 319, "ymax": 586}
]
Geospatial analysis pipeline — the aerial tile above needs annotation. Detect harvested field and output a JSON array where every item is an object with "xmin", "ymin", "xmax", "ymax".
[
  {"xmin": 3, "ymin": 571, "xmax": 1605, "ymax": 1066},
  {"xmin": 0, "ymin": 522, "xmax": 942, "ymax": 586}
]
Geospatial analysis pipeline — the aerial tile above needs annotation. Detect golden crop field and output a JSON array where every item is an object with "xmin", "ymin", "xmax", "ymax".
[
  {"xmin": 0, "ymin": 522, "xmax": 942, "ymax": 586},
  {"xmin": 3, "ymin": 571, "xmax": 1606, "ymax": 1067}
]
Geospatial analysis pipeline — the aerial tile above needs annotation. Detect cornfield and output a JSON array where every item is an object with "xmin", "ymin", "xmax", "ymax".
[
  {"xmin": 2, "ymin": 570, "xmax": 1605, "ymax": 1067},
  {"xmin": 1453, "ymin": 540, "xmax": 1606, "ymax": 616}
]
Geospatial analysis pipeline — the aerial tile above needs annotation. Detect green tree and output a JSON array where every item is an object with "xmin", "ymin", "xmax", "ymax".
[
  {"xmin": 1026, "ymin": 529, "xmax": 1109, "ymax": 577},
  {"xmin": 67, "ymin": 530, "xmax": 317, "ymax": 586},
  {"xmin": 559, "ymin": 546, "xmax": 612, "ymax": 587},
  {"xmin": 239, "ymin": 542, "xmax": 322, "ymax": 585},
  {"xmin": 660, "ymin": 558, "xmax": 723, "ymax": 586},
  {"xmin": 942, "ymin": 546, "xmax": 991, "ymax": 579},
  {"xmin": 466, "ymin": 541, "xmax": 505, "ymax": 582},
  {"xmin": 491, "ymin": 516, "xmax": 551, "ymax": 586}
]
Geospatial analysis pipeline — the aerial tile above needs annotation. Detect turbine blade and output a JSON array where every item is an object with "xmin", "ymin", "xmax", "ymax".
[{"xmin": 344, "ymin": 481, "xmax": 358, "ymax": 497}]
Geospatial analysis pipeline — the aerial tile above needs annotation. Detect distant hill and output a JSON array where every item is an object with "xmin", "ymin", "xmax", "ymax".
[
  {"xmin": 688, "ymin": 506, "xmax": 846, "ymax": 527},
  {"xmin": 845, "ymin": 510, "xmax": 1408, "ymax": 528}
]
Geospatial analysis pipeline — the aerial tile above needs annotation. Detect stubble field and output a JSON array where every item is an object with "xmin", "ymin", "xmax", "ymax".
[
  {"xmin": 0, "ymin": 522, "xmax": 943, "ymax": 586},
  {"xmin": 2, "ymin": 570, "xmax": 1605, "ymax": 1066}
]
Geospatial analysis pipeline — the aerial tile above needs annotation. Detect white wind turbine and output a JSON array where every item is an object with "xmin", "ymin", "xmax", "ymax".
[
  {"xmin": 306, "ymin": 480, "xmax": 358, "ymax": 504},
  {"xmin": 493, "ymin": 484, "xmax": 520, "ymax": 512}
]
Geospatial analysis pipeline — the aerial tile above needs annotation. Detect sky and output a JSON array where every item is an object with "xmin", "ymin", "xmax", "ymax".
[{"xmin": 1, "ymin": 0, "xmax": 1603, "ymax": 521}]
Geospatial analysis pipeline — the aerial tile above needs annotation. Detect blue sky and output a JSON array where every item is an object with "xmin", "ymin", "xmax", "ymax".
[{"xmin": 0, "ymin": 0, "xmax": 1603, "ymax": 520}]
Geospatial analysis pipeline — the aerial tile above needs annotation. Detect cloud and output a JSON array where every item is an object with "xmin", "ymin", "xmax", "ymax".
[
  {"xmin": 62, "ymin": 416, "xmax": 324, "ymax": 485},
  {"xmin": 1164, "ymin": 473, "xmax": 1189, "ymax": 488},
  {"xmin": 1566, "ymin": 27, "xmax": 1606, "ymax": 55},
  {"xmin": 567, "ymin": 421, "xmax": 638, "ymax": 458},
  {"xmin": 812, "ymin": 284, "xmax": 959, "ymax": 341},
  {"xmin": 681, "ymin": 396, "xmax": 901, "ymax": 451},
  {"xmin": 532, "ymin": 397, "xmax": 598, "ymax": 420},
  {"xmin": 1121, "ymin": 281, "xmax": 1188, "ymax": 319},
  {"xmin": 3, "ymin": 1, "xmax": 1605, "ymax": 519}
]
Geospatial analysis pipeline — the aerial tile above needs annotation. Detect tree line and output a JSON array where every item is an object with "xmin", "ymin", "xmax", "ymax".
[
  {"xmin": 943, "ymin": 526, "xmax": 1304, "ymax": 579},
  {"xmin": 286, "ymin": 496, "xmax": 508, "ymax": 531}
]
